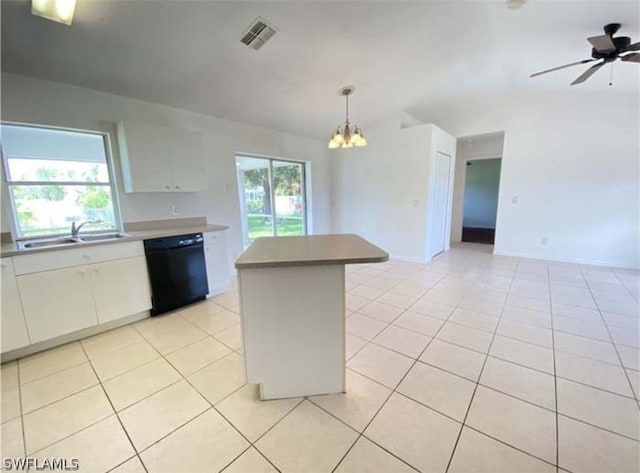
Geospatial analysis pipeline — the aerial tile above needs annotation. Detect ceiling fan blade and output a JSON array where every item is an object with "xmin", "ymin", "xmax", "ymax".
[
  {"xmin": 570, "ymin": 62, "xmax": 605, "ymax": 85},
  {"xmin": 530, "ymin": 59, "xmax": 596, "ymax": 78},
  {"xmin": 621, "ymin": 53, "xmax": 640, "ymax": 63},
  {"xmin": 588, "ymin": 34, "xmax": 616, "ymax": 52},
  {"xmin": 623, "ymin": 42, "xmax": 640, "ymax": 52}
]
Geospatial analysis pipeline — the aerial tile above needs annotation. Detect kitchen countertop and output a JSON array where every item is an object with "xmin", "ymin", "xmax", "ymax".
[
  {"xmin": 0, "ymin": 223, "xmax": 228, "ymax": 258},
  {"xmin": 235, "ymin": 234, "xmax": 389, "ymax": 269}
]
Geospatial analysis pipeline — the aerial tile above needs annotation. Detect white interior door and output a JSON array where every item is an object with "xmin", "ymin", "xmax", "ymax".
[{"xmin": 430, "ymin": 152, "xmax": 452, "ymax": 257}]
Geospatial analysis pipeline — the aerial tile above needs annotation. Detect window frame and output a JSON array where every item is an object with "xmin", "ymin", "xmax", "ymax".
[
  {"xmin": 235, "ymin": 153, "xmax": 309, "ymax": 247},
  {"xmin": 1, "ymin": 121, "xmax": 124, "ymax": 241}
]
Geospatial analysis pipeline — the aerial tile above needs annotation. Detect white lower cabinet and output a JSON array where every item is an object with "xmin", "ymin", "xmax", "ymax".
[
  {"xmin": 17, "ymin": 266, "xmax": 97, "ymax": 344},
  {"xmin": 1, "ymin": 258, "xmax": 30, "ymax": 352},
  {"xmin": 7, "ymin": 241, "xmax": 152, "ymax": 352},
  {"xmin": 204, "ymin": 231, "xmax": 229, "ymax": 296},
  {"xmin": 91, "ymin": 256, "xmax": 151, "ymax": 324}
]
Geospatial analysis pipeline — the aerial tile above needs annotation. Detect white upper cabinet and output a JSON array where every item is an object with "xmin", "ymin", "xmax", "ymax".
[
  {"xmin": 117, "ymin": 121, "xmax": 207, "ymax": 193},
  {"xmin": 117, "ymin": 121, "xmax": 173, "ymax": 192},
  {"xmin": 169, "ymin": 128, "xmax": 207, "ymax": 192}
]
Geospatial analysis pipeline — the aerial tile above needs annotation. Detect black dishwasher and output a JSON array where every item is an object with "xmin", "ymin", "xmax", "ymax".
[{"xmin": 144, "ymin": 233, "xmax": 209, "ymax": 316}]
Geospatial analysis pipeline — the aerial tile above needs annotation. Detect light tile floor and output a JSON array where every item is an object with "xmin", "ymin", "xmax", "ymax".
[{"xmin": 1, "ymin": 243, "xmax": 639, "ymax": 472}]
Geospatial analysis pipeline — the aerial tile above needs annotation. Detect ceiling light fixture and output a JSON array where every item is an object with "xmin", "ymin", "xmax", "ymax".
[
  {"xmin": 31, "ymin": 0, "xmax": 77, "ymax": 25},
  {"xmin": 507, "ymin": 0, "xmax": 526, "ymax": 10},
  {"xmin": 328, "ymin": 86, "xmax": 367, "ymax": 149}
]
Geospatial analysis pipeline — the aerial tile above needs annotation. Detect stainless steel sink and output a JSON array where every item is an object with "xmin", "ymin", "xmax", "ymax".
[
  {"xmin": 78, "ymin": 233, "xmax": 129, "ymax": 242},
  {"xmin": 19, "ymin": 233, "xmax": 129, "ymax": 249},
  {"xmin": 20, "ymin": 237, "xmax": 81, "ymax": 249}
]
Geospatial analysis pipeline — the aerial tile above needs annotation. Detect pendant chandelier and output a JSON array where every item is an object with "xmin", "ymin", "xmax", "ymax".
[{"xmin": 328, "ymin": 86, "xmax": 367, "ymax": 149}]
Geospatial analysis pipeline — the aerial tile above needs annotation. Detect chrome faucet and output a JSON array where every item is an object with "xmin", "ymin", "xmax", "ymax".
[{"xmin": 71, "ymin": 220, "xmax": 100, "ymax": 238}]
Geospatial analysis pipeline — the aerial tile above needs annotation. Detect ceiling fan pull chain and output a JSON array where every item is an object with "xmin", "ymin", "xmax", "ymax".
[{"xmin": 609, "ymin": 62, "xmax": 614, "ymax": 86}]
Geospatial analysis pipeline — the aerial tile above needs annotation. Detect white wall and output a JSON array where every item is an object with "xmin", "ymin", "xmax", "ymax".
[
  {"xmin": 463, "ymin": 158, "xmax": 501, "ymax": 228},
  {"xmin": 330, "ymin": 117, "xmax": 456, "ymax": 262},
  {"xmin": 414, "ymin": 91, "xmax": 640, "ymax": 268},
  {"xmin": 0, "ymin": 73, "xmax": 331, "ymax": 265}
]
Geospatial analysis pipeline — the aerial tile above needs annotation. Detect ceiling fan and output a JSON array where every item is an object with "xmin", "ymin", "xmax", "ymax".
[{"xmin": 530, "ymin": 23, "xmax": 639, "ymax": 85}]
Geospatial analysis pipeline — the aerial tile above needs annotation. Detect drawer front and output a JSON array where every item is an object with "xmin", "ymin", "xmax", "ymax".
[
  {"xmin": 88, "ymin": 241, "xmax": 144, "ymax": 264},
  {"xmin": 13, "ymin": 241, "xmax": 145, "ymax": 275}
]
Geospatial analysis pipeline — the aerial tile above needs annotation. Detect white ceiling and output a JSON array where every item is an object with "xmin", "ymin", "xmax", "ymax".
[{"xmin": 2, "ymin": 1, "xmax": 639, "ymax": 139}]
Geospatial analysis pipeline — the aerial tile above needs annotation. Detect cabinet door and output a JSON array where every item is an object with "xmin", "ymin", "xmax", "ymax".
[
  {"xmin": 204, "ymin": 232, "xmax": 229, "ymax": 296},
  {"xmin": 118, "ymin": 121, "xmax": 173, "ymax": 192},
  {"xmin": 91, "ymin": 256, "xmax": 152, "ymax": 324},
  {"xmin": 168, "ymin": 128, "xmax": 207, "ymax": 192},
  {"xmin": 17, "ymin": 267, "xmax": 97, "ymax": 343},
  {"xmin": 1, "ymin": 259, "xmax": 30, "ymax": 352}
]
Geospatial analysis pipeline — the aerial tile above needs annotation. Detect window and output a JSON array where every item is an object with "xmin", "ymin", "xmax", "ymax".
[
  {"xmin": 1, "ymin": 123, "xmax": 120, "ymax": 239},
  {"xmin": 236, "ymin": 155, "xmax": 308, "ymax": 245}
]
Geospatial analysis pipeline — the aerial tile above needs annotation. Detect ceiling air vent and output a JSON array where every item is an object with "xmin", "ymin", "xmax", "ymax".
[{"xmin": 240, "ymin": 17, "xmax": 278, "ymax": 50}]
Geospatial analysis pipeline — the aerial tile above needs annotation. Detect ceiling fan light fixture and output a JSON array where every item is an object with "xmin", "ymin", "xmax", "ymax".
[
  {"xmin": 31, "ymin": 0, "xmax": 77, "ymax": 25},
  {"xmin": 327, "ymin": 86, "xmax": 367, "ymax": 150}
]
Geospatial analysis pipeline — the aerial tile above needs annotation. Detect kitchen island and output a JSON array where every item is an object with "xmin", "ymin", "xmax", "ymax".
[{"xmin": 235, "ymin": 234, "xmax": 388, "ymax": 400}]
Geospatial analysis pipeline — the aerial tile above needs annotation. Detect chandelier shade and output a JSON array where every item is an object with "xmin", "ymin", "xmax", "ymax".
[{"xmin": 328, "ymin": 87, "xmax": 367, "ymax": 149}]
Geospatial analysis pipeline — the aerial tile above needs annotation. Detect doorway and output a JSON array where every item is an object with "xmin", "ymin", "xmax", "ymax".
[
  {"xmin": 451, "ymin": 131, "xmax": 505, "ymax": 246},
  {"xmin": 236, "ymin": 155, "xmax": 307, "ymax": 246},
  {"xmin": 462, "ymin": 158, "xmax": 502, "ymax": 244},
  {"xmin": 430, "ymin": 151, "xmax": 453, "ymax": 257}
]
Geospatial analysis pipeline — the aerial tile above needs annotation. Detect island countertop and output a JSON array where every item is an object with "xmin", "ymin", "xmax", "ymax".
[{"xmin": 235, "ymin": 234, "xmax": 389, "ymax": 269}]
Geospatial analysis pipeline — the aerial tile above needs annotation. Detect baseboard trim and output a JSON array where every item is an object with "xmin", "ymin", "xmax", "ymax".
[
  {"xmin": 207, "ymin": 283, "xmax": 231, "ymax": 298},
  {"xmin": 1, "ymin": 310, "xmax": 150, "ymax": 363},
  {"xmin": 389, "ymin": 254, "xmax": 429, "ymax": 264},
  {"xmin": 492, "ymin": 249, "xmax": 640, "ymax": 270}
]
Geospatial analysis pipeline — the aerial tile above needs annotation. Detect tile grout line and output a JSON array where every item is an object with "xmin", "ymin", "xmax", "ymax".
[
  {"xmin": 334, "ymin": 266, "xmax": 474, "ymax": 473},
  {"xmin": 579, "ymin": 266, "xmax": 640, "ymax": 411},
  {"xmin": 16, "ymin": 360, "xmax": 28, "ymax": 460},
  {"xmin": 17, "ymin": 356, "xmax": 87, "ymax": 388},
  {"xmin": 141, "ymin": 319, "xmax": 288, "ymax": 473},
  {"xmin": 547, "ymin": 263, "xmax": 560, "ymax": 472},
  {"xmin": 104, "ymin": 454, "xmax": 141, "ymax": 473},
  {"xmin": 387, "ymin": 308, "xmax": 640, "ymax": 387},
  {"xmin": 77, "ymin": 342, "xmax": 150, "ymax": 473},
  {"xmin": 443, "ymin": 255, "xmax": 518, "ymax": 473},
  {"xmin": 8, "ymin": 255, "xmax": 638, "ymax": 472},
  {"xmin": 298, "ymin": 260, "xmax": 629, "ymax": 471},
  {"xmin": 327, "ymin": 266, "xmax": 433, "ymax": 472},
  {"xmin": 97, "ymin": 322, "xmax": 273, "ymax": 471},
  {"xmin": 407, "ymin": 353, "xmax": 640, "ymax": 443},
  {"xmin": 279, "ymin": 258, "xmax": 640, "ymax": 472},
  {"xmin": 327, "ymin": 265, "xmax": 451, "ymax": 472},
  {"xmin": 307, "ymin": 392, "xmax": 420, "ymax": 473}
]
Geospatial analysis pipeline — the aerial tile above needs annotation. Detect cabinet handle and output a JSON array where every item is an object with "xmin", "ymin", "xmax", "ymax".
[
  {"xmin": 165, "ymin": 185, "xmax": 171, "ymax": 190},
  {"xmin": 175, "ymin": 185, "xmax": 181, "ymax": 189}
]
